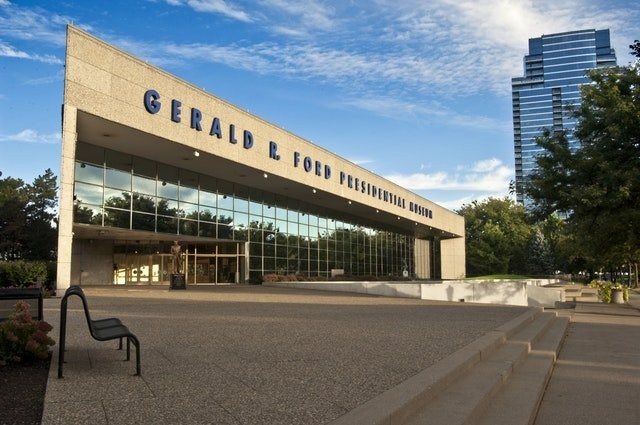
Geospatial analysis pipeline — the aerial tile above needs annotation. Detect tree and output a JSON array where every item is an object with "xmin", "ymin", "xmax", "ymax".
[
  {"xmin": 457, "ymin": 198, "xmax": 532, "ymax": 276},
  {"xmin": 526, "ymin": 47, "xmax": 640, "ymax": 278},
  {"xmin": 0, "ymin": 176, "xmax": 27, "ymax": 260},
  {"xmin": 0, "ymin": 169, "xmax": 58, "ymax": 261},
  {"xmin": 23, "ymin": 169, "xmax": 58, "ymax": 260}
]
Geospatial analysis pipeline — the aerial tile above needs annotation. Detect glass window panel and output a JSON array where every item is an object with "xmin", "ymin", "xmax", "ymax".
[
  {"xmin": 179, "ymin": 219, "xmax": 198, "ymax": 236},
  {"xmin": 249, "ymin": 200, "xmax": 263, "ymax": 217},
  {"xmin": 218, "ymin": 194, "xmax": 233, "ymax": 211},
  {"xmin": 218, "ymin": 210, "xmax": 233, "ymax": 225},
  {"xmin": 235, "ymin": 196, "xmax": 248, "ymax": 213},
  {"xmin": 264, "ymin": 257, "xmax": 275, "ymax": 272},
  {"xmin": 264, "ymin": 243, "xmax": 275, "ymax": 257},
  {"xmin": 276, "ymin": 244, "xmax": 288, "ymax": 258},
  {"xmin": 157, "ymin": 198, "xmax": 178, "ymax": 215},
  {"xmin": 105, "ymin": 168, "xmax": 131, "ymax": 191},
  {"xmin": 249, "ymin": 256, "xmax": 262, "ymax": 271},
  {"xmin": 179, "ymin": 185, "xmax": 198, "ymax": 204},
  {"xmin": 234, "ymin": 212, "xmax": 248, "ymax": 229},
  {"xmin": 299, "ymin": 212, "xmax": 309, "ymax": 225},
  {"xmin": 180, "ymin": 168, "xmax": 198, "ymax": 188},
  {"xmin": 287, "ymin": 210, "xmax": 298, "ymax": 222},
  {"xmin": 308, "ymin": 214, "xmax": 319, "ymax": 227},
  {"xmin": 275, "ymin": 218, "xmax": 287, "ymax": 234},
  {"xmin": 263, "ymin": 203, "xmax": 275, "ymax": 218},
  {"xmin": 104, "ymin": 188, "xmax": 131, "ymax": 210},
  {"xmin": 132, "ymin": 156, "xmax": 156, "ymax": 179},
  {"xmin": 200, "ymin": 189, "xmax": 217, "ymax": 209},
  {"xmin": 288, "ymin": 221, "xmax": 298, "ymax": 235},
  {"xmin": 199, "ymin": 221, "xmax": 216, "ymax": 238},
  {"xmin": 103, "ymin": 208, "xmax": 130, "ymax": 229},
  {"xmin": 132, "ymin": 193, "xmax": 155, "ymax": 214},
  {"xmin": 74, "ymin": 203, "xmax": 101, "ymax": 225},
  {"xmin": 75, "ymin": 162, "xmax": 103, "ymax": 185},
  {"xmin": 299, "ymin": 224, "xmax": 309, "ymax": 237},
  {"xmin": 132, "ymin": 174, "xmax": 156, "ymax": 196},
  {"xmin": 250, "ymin": 242, "xmax": 263, "ymax": 256},
  {"xmin": 157, "ymin": 216, "xmax": 177, "ymax": 234},
  {"xmin": 218, "ymin": 223, "xmax": 232, "ymax": 239},
  {"xmin": 180, "ymin": 202, "xmax": 199, "ymax": 218},
  {"xmin": 74, "ymin": 182, "xmax": 103, "ymax": 206},
  {"xmin": 276, "ymin": 258, "xmax": 287, "ymax": 273},
  {"xmin": 158, "ymin": 181, "xmax": 178, "ymax": 200},
  {"xmin": 105, "ymin": 150, "xmax": 131, "ymax": 172},
  {"xmin": 132, "ymin": 212, "xmax": 155, "ymax": 231},
  {"xmin": 199, "ymin": 208, "xmax": 216, "ymax": 223},
  {"xmin": 76, "ymin": 142, "xmax": 104, "ymax": 165},
  {"xmin": 275, "ymin": 206, "xmax": 287, "ymax": 220}
]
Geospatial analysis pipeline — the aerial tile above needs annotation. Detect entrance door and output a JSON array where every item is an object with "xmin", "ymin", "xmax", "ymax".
[{"xmin": 195, "ymin": 258, "xmax": 214, "ymax": 283}]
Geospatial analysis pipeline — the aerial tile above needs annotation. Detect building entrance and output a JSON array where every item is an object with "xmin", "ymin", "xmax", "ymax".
[{"xmin": 113, "ymin": 241, "xmax": 245, "ymax": 285}]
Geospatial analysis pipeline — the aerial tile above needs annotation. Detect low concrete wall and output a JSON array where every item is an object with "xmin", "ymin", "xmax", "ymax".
[
  {"xmin": 264, "ymin": 281, "xmax": 422, "ymax": 299},
  {"xmin": 265, "ymin": 279, "xmax": 564, "ymax": 307}
]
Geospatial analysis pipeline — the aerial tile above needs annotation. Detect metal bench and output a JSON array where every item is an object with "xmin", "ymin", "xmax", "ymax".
[
  {"xmin": 58, "ymin": 285, "xmax": 141, "ymax": 378},
  {"xmin": 0, "ymin": 286, "xmax": 43, "ymax": 321}
]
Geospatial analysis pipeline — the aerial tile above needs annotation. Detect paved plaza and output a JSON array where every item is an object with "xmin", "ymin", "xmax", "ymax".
[{"xmin": 41, "ymin": 285, "xmax": 528, "ymax": 424}]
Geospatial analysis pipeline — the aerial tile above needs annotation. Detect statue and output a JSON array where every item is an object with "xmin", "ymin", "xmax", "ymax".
[{"xmin": 171, "ymin": 241, "xmax": 182, "ymax": 274}]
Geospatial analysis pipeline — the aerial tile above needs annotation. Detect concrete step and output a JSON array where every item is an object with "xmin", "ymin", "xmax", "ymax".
[
  {"xmin": 402, "ymin": 311, "xmax": 562, "ymax": 425},
  {"xmin": 328, "ymin": 309, "xmax": 569, "ymax": 425},
  {"xmin": 471, "ymin": 315, "xmax": 569, "ymax": 425},
  {"xmin": 328, "ymin": 308, "xmax": 545, "ymax": 425}
]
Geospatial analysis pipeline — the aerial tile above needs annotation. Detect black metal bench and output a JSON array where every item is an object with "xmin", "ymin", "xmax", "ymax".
[
  {"xmin": 0, "ymin": 286, "xmax": 44, "ymax": 321},
  {"xmin": 58, "ymin": 285, "xmax": 141, "ymax": 378}
]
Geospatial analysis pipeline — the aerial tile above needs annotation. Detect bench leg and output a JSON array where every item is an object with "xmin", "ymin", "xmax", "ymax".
[
  {"xmin": 118, "ymin": 337, "xmax": 123, "ymax": 350},
  {"xmin": 127, "ymin": 335, "xmax": 141, "ymax": 376}
]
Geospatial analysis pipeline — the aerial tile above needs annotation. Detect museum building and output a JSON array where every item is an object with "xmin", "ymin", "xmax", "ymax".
[{"xmin": 55, "ymin": 26, "xmax": 465, "ymax": 291}]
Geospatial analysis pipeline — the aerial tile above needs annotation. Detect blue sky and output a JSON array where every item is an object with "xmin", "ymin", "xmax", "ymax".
[{"xmin": 1, "ymin": 0, "xmax": 638, "ymax": 210}]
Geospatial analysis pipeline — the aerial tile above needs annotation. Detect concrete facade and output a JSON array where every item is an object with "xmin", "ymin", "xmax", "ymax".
[{"xmin": 56, "ymin": 26, "xmax": 465, "ymax": 291}]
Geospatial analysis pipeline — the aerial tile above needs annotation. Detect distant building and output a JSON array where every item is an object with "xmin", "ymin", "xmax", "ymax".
[{"xmin": 511, "ymin": 29, "xmax": 617, "ymax": 205}]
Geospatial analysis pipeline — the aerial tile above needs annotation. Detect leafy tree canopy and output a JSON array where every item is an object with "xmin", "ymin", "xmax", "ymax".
[{"xmin": 0, "ymin": 169, "xmax": 58, "ymax": 261}]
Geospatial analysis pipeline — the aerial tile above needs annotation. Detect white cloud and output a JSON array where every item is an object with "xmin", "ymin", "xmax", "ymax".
[
  {"xmin": 0, "ymin": 129, "xmax": 61, "ymax": 144},
  {"xmin": 384, "ymin": 158, "xmax": 513, "ymax": 192},
  {"xmin": 165, "ymin": 0, "xmax": 252, "ymax": 22},
  {"xmin": 0, "ymin": 41, "xmax": 62, "ymax": 64}
]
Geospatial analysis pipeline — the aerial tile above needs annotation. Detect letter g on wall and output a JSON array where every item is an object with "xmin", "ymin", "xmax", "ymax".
[{"xmin": 144, "ymin": 89, "xmax": 161, "ymax": 113}]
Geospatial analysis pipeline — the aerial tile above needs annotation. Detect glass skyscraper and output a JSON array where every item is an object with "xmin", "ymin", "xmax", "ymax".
[{"xmin": 511, "ymin": 29, "xmax": 617, "ymax": 205}]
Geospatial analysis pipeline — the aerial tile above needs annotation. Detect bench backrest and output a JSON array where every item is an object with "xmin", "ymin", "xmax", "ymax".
[{"xmin": 60, "ymin": 285, "xmax": 100, "ymax": 336}]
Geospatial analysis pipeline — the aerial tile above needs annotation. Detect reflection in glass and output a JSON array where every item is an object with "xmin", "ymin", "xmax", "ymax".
[
  {"xmin": 73, "ymin": 145, "xmax": 417, "ymax": 280},
  {"xmin": 75, "ymin": 162, "xmax": 104, "ymax": 185}
]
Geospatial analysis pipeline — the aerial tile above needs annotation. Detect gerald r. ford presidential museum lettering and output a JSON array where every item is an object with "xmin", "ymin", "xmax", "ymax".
[{"xmin": 143, "ymin": 89, "xmax": 432, "ymax": 219}]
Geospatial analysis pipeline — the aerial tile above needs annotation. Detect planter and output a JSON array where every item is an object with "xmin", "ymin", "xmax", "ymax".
[{"xmin": 612, "ymin": 289, "xmax": 625, "ymax": 304}]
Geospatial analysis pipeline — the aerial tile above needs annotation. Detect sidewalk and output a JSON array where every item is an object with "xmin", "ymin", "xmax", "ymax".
[
  {"xmin": 39, "ymin": 286, "xmax": 640, "ymax": 424},
  {"xmin": 534, "ymin": 292, "xmax": 640, "ymax": 425}
]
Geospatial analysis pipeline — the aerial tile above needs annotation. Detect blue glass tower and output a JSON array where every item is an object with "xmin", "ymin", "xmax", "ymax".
[{"xmin": 512, "ymin": 29, "xmax": 617, "ymax": 205}]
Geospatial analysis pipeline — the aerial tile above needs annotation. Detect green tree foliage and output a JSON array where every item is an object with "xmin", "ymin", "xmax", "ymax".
[
  {"xmin": 0, "ymin": 170, "xmax": 58, "ymax": 261},
  {"xmin": 526, "ymin": 48, "xmax": 640, "ymax": 274},
  {"xmin": 457, "ymin": 198, "xmax": 532, "ymax": 276}
]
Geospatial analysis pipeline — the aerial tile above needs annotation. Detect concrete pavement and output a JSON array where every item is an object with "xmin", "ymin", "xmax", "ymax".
[
  {"xmin": 533, "ymin": 293, "xmax": 640, "ymax": 425},
  {"xmin": 38, "ymin": 285, "xmax": 640, "ymax": 424}
]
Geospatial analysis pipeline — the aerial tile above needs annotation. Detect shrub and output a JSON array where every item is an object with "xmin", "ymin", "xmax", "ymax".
[
  {"xmin": 0, "ymin": 301, "xmax": 55, "ymax": 364},
  {"xmin": 0, "ymin": 261, "xmax": 48, "ymax": 288}
]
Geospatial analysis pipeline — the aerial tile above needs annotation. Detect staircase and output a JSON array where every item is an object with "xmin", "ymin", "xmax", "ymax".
[{"xmin": 329, "ymin": 308, "xmax": 569, "ymax": 425}]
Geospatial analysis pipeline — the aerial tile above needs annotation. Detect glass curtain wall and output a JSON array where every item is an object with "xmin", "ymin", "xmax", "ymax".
[{"xmin": 74, "ymin": 142, "xmax": 416, "ymax": 281}]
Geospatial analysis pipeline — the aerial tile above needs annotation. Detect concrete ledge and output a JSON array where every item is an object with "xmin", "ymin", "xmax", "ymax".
[{"xmin": 265, "ymin": 280, "xmax": 564, "ymax": 307}]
